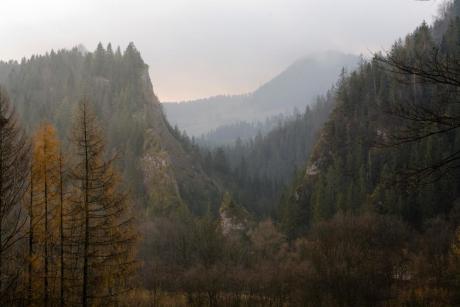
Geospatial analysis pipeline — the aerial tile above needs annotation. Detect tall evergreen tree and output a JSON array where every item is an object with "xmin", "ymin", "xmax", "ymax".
[{"xmin": 69, "ymin": 98, "xmax": 137, "ymax": 306}]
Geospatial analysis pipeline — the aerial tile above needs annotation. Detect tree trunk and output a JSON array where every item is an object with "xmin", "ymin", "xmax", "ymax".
[
  {"xmin": 59, "ymin": 153, "xmax": 64, "ymax": 307},
  {"xmin": 82, "ymin": 105, "xmax": 89, "ymax": 307}
]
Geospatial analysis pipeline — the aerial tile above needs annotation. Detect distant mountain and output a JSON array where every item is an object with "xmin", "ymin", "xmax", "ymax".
[{"xmin": 163, "ymin": 51, "xmax": 360, "ymax": 137}]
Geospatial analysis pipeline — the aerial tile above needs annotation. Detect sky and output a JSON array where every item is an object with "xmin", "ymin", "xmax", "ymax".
[{"xmin": 0, "ymin": 0, "xmax": 444, "ymax": 102}]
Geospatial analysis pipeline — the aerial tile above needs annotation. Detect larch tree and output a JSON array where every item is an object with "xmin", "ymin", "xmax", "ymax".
[
  {"xmin": 0, "ymin": 87, "xmax": 30, "ymax": 304},
  {"xmin": 68, "ymin": 98, "xmax": 137, "ymax": 307},
  {"xmin": 30, "ymin": 123, "xmax": 61, "ymax": 306}
]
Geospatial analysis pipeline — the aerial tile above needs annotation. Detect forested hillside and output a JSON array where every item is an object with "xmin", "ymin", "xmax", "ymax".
[
  {"xmin": 0, "ymin": 44, "xmax": 220, "ymax": 215},
  {"xmin": 283, "ymin": 3, "xmax": 460, "ymax": 238},
  {"xmin": 280, "ymin": 3, "xmax": 460, "ymax": 238},
  {"xmin": 195, "ymin": 93, "xmax": 334, "ymax": 215}
]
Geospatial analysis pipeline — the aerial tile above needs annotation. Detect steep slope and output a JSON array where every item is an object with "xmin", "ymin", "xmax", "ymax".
[
  {"xmin": 164, "ymin": 51, "xmax": 359, "ymax": 137},
  {"xmin": 0, "ymin": 43, "xmax": 220, "ymax": 215},
  {"xmin": 281, "ymin": 5, "xmax": 460, "ymax": 238}
]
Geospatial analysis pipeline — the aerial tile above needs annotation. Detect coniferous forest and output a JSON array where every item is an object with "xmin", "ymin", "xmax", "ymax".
[{"xmin": 0, "ymin": 1, "xmax": 459, "ymax": 306}]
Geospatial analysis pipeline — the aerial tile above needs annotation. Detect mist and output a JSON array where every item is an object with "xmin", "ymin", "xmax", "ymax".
[{"xmin": 0, "ymin": 0, "xmax": 441, "ymax": 101}]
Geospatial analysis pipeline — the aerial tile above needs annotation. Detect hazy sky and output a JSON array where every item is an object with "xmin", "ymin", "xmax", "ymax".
[{"xmin": 0, "ymin": 0, "xmax": 443, "ymax": 101}]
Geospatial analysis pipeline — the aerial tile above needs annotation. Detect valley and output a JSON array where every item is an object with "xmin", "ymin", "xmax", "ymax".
[{"xmin": 0, "ymin": 1, "xmax": 458, "ymax": 306}]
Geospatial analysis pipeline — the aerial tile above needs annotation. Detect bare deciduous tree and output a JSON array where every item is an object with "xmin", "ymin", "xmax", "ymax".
[{"xmin": 0, "ymin": 87, "xmax": 29, "ymax": 304}]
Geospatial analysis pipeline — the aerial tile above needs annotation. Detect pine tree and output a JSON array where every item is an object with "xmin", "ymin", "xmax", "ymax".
[{"xmin": 69, "ymin": 98, "xmax": 137, "ymax": 306}]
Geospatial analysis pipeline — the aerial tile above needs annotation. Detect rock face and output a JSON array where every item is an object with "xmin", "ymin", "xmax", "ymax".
[
  {"xmin": 219, "ymin": 193, "xmax": 251, "ymax": 236},
  {"xmin": 305, "ymin": 162, "xmax": 320, "ymax": 177},
  {"xmin": 0, "ymin": 44, "xmax": 221, "ymax": 214}
]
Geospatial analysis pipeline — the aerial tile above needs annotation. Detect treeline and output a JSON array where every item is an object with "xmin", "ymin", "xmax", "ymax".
[
  {"xmin": 195, "ymin": 107, "xmax": 330, "ymax": 148},
  {"xmin": 0, "ymin": 89, "xmax": 136, "ymax": 306},
  {"xmin": 196, "ymin": 113, "xmax": 289, "ymax": 147}
]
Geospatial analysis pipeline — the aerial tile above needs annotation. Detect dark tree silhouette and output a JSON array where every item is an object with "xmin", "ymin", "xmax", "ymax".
[{"xmin": 0, "ymin": 87, "xmax": 30, "ymax": 304}]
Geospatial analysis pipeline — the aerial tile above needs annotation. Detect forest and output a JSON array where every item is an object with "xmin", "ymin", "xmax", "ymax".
[{"xmin": 0, "ymin": 1, "xmax": 459, "ymax": 307}]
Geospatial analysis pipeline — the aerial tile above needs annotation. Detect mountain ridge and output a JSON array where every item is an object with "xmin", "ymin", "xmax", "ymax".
[
  {"xmin": 0, "ymin": 43, "xmax": 222, "ymax": 215},
  {"xmin": 163, "ymin": 51, "xmax": 359, "ymax": 137}
]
